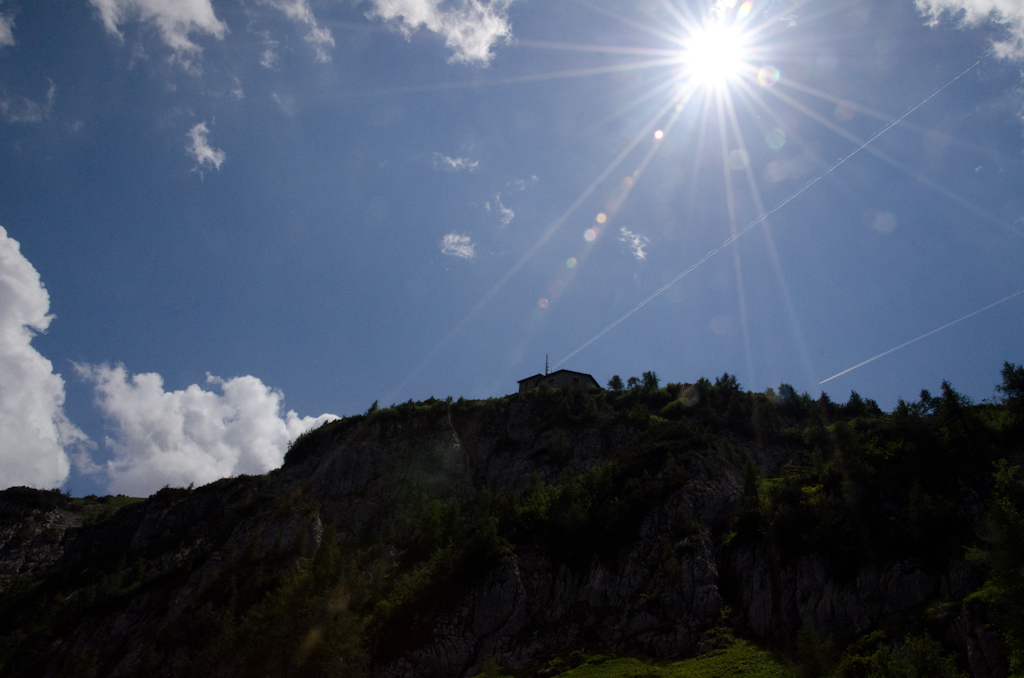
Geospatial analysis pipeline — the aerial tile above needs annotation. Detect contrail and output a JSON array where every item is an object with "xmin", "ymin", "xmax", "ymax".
[
  {"xmin": 555, "ymin": 55, "xmax": 984, "ymax": 370},
  {"xmin": 820, "ymin": 287, "xmax": 1024, "ymax": 385}
]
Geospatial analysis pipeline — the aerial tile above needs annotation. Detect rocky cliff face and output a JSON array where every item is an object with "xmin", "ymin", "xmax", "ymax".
[{"xmin": 0, "ymin": 392, "xmax": 1011, "ymax": 678}]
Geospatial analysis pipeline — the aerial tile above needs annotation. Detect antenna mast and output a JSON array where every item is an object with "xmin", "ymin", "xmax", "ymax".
[{"xmin": 545, "ymin": 354, "xmax": 549, "ymax": 375}]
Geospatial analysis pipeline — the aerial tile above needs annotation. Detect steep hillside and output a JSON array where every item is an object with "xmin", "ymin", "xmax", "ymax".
[{"xmin": 2, "ymin": 369, "xmax": 1022, "ymax": 678}]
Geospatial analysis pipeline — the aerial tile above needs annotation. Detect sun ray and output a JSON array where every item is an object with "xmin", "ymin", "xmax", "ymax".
[
  {"xmin": 715, "ymin": 87, "xmax": 756, "ymax": 386},
  {"xmin": 515, "ymin": 39, "xmax": 687, "ymax": 58},
  {"xmin": 684, "ymin": 88, "xmax": 719, "ymax": 212},
  {"xmin": 721, "ymin": 82, "xmax": 818, "ymax": 387},
  {"xmin": 656, "ymin": 0, "xmax": 699, "ymax": 33},
  {"xmin": 336, "ymin": 57, "xmax": 686, "ymax": 99},
  {"xmin": 754, "ymin": 73, "xmax": 1014, "ymax": 236},
  {"xmin": 821, "ymin": 288, "xmax": 1024, "ymax": 384},
  {"xmin": 384, "ymin": 1, "xmax": 1007, "ymax": 394},
  {"xmin": 557, "ymin": 51, "xmax": 992, "ymax": 371},
  {"xmin": 574, "ymin": 0, "xmax": 699, "ymax": 46},
  {"xmin": 385, "ymin": 89, "xmax": 687, "ymax": 401},
  {"xmin": 570, "ymin": 73, "xmax": 687, "ymax": 144},
  {"xmin": 778, "ymin": 76, "xmax": 1007, "ymax": 162}
]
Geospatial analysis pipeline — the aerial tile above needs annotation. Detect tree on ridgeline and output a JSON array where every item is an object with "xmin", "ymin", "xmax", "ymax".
[{"xmin": 998, "ymin": 361, "xmax": 1024, "ymax": 410}]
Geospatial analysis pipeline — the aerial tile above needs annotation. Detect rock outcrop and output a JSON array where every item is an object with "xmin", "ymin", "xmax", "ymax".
[{"xmin": 0, "ymin": 394, "xmax": 1011, "ymax": 678}]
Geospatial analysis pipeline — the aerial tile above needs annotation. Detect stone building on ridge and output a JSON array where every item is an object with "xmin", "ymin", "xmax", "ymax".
[{"xmin": 517, "ymin": 369, "xmax": 601, "ymax": 394}]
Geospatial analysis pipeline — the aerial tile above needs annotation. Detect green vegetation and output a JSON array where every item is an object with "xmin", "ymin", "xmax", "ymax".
[
  {"xmin": 551, "ymin": 638, "xmax": 792, "ymax": 677},
  {"xmin": 965, "ymin": 459, "xmax": 1024, "ymax": 675},
  {"xmin": 2, "ymin": 365, "xmax": 1023, "ymax": 677}
]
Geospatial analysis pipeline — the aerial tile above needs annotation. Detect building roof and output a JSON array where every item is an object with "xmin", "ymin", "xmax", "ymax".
[{"xmin": 517, "ymin": 369, "xmax": 599, "ymax": 384}]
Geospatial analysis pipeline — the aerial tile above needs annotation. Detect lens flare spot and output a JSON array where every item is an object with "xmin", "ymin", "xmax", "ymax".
[
  {"xmin": 764, "ymin": 160, "xmax": 788, "ymax": 183},
  {"xmin": 736, "ymin": 1, "xmax": 753, "ymax": 20},
  {"xmin": 866, "ymin": 210, "xmax": 897, "ymax": 234},
  {"xmin": 595, "ymin": 213, "xmax": 607, "ymax": 224},
  {"xmin": 765, "ymin": 128, "xmax": 786, "ymax": 149},
  {"xmin": 835, "ymin": 100, "xmax": 855, "ymax": 121},
  {"xmin": 757, "ymin": 66, "xmax": 780, "ymax": 87},
  {"xmin": 729, "ymin": 149, "xmax": 749, "ymax": 170},
  {"xmin": 654, "ymin": 129, "xmax": 664, "ymax": 140},
  {"xmin": 566, "ymin": 257, "xmax": 578, "ymax": 268},
  {"xmin": 584, "ymin": 227, "xmax": 599, "ymax": 242},
  {"xmin": 710, "ymin": 314, "xmax": 735, "ymax": 336},
  {"xmin": 538, "ymin": 298, "xmax": 549, "ymax": 309},
  {"xmin": 623, "ymin": 176, "xmax": 634, "ymax": 187}
]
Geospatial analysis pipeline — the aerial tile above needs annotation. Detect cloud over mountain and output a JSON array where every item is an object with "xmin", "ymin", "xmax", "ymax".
[
  {"xmin": 77, "ymin": 364, "xmax": 338, "ymax": 496},
  {"xmin": 0, "ymin": 226, "xmax": 89, "ymax": 490}
]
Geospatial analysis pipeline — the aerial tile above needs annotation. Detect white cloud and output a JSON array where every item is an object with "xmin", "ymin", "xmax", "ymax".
[
  {"xmin": 917, "ymin": 0, "xmax": 1024, "ymax": 59},
  {"xmin": 367, "ymin": 0, "xmax": 515, "ymax": 65},
  {"xmin": 0, "ymin": 80, "xmax": 56, "ymax": 123},
  {"xmin": 230, "ymin": 76, "xmax": 244, "ymax": 99},
  {"xmin": 260, "ymin": 35, "xmax": 281, "ymax": 69},
  {"xmin": 272, "ymin": 92, "xmax": 296, "ymax": 115},
  {"xmin": 0, "ymin": 13, "xmax": 15, "ymax": 48},
  {"xmin": 89, "ymin": 0, "xmax": 227, "ymax": 55},
  {"xmin": 259, "ymin": 0, "xmax": 335, "ymax": 63},
  {"xmin": 0, "ymin": 226, "xmax": 90, "ymax": 491},
  {"xmin": 187, "ymin": 121, "xmax": 225, "ymax": 171},
  {"xmin": 434, "ymin": 153, "xmax": 479, "ymax": 171},
  {"xmin": 441, "ymin": 233, "xmax": 475, "ymax": 258},
  {"xmin": 619, "ymin": 227, "xmax": 650, "ymax": 260},
  {"xmin": 76, "ymin": 363, "xmax": 338, "ymax": 496},
  {"xmin": 494, "ymin": 193, "xmax": 514, "ymax": 226}
]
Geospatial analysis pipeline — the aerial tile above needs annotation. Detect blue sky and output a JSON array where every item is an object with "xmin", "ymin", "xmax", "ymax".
[{"xmin": 0, "ymin": 0, "xmax": 1022, "ymax": 496}]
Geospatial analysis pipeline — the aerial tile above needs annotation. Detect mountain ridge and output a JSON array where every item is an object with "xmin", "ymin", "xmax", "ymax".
[{"xmin": 2, "ymin": 369, "xmax": 1022, "ymax": 678}]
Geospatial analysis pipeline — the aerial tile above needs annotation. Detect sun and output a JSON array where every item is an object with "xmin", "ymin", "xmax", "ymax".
[{"xmin": 683, "ymin": 21, "xmax": 748, "ymax": 88}]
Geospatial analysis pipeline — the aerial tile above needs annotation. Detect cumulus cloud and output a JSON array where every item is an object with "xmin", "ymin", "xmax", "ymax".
[
  {"xmin": 619, "ymin": 227, "xmax": 650, "ymax": 260},
  {"xmin": 917, "ymin": 0, "xmax": 1024, "ymax": 59},
  {"xmin": 441, "ymin": 233, "xmax": 475, "ymax": 258},
  {"xmin": 0, "ymin": 226, "xmax": 90, "ymax": 490},
  {"xmin": 89, "ymin": 0, "xmax": 227, "ymax": 55},
  {"xmin": 76, "ymin": 364, "xmax": 338, "ymax": 496},
  {"xmin": 187, "ymin": 121, "xmax": 225, "ymax": 171},
  {"xmin": 367, "ymin": 0, "xmax": 515, "ymax": 65},
  {"xmin": 0, "ymin": 13, "xmax": 15, "ymax": 48},
  {"xmin": 0, "ymin": 80, "xmax": 55, "ymax": 123},
  {"xmin": 259, "ymin": 0, "xmax": 335, "ymax": 63},
  {"xmin": 434, "ymin": 153, "xmax": 479, "ymax": 171}
]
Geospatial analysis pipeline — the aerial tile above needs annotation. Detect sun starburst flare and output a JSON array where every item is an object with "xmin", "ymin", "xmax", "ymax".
[{"xmin": 682, "ymin": 21, "xmax": 748, "ymax": 88}]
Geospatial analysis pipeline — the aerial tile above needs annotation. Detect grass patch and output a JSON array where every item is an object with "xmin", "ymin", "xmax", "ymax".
[
  {"xmin": 71, "ymin": 495, "xmax": 144, "ymax": 527},
  {"xmin": 553, "ymin": 640, "xmax": 793, "ymax": 678}
]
